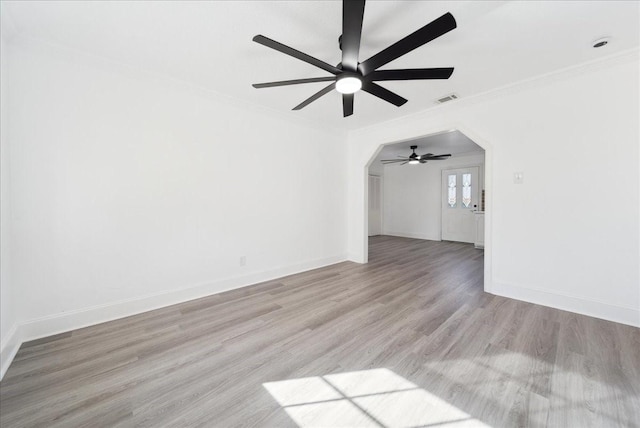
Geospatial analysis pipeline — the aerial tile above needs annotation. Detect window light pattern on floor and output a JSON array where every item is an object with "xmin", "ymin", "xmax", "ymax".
[{"xmin": 263, "ymin": 368, "xmax": 491, "ymax": 428}]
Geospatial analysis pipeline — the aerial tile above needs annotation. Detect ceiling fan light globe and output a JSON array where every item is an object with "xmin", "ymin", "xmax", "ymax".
[
  {"xmin": 409, "ymin": 160, "xmax": 420, "ymax": 165},
  {"xmin": 336, "ymin": 75, "xmax": 362, "ymax": 94}
]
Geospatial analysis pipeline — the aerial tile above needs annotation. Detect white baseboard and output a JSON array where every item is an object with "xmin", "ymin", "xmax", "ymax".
[
  {"xmin": 347, "ymin": 252, "xmax": 365, "ymax": 263},
  {"xmin": 0, "ymin": 254, "xmax": 347, "ymax": 380},
  {"xmin": 492, "ymin": 281, "xmax": 640, "ymax": 328},
  {"xmin": 382, "ymin": 232, "xmax": 440, "ymax": 241},
  {"xmin": 0, "ymin": 323, "xmax": 21, "ymax": 380}
]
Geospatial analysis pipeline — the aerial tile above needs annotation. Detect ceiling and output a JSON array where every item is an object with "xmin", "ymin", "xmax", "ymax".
[
  {"xmin": 2, "ymin": 1, "xmax": 638, "ymax": 131},
  {"xmin": 372, "ymin": 130, "xmax": 483, "ymax": 166}
]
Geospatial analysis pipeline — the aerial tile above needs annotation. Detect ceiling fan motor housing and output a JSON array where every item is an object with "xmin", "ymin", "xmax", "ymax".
[{"xmin": 410, "ymin": 145, "xmax": 418, "ymax": 158}]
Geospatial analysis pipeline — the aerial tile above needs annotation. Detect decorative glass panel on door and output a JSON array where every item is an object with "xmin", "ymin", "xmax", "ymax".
[
  {"xmin": 448, "ymin": 174, "xmax": 456, "ymax": 207},
  {"xmin": 462, "ymin": 173, "xmax": 472, "ymax": 208}
]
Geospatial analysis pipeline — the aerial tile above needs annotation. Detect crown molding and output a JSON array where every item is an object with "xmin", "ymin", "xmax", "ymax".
[{"xmin": 350, "ymin": 47, "xmax": 640, "ymax": 137}]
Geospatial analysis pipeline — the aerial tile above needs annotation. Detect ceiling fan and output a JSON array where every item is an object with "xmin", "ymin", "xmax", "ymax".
[
  {"xmin": 382, "ymin": 145, "xmax": 451, "ymax": 165},
  {"xmin": 252, "ymin": 1, "xmax": 457, "ymax": 117}
]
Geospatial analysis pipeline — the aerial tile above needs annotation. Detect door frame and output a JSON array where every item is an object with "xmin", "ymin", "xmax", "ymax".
[{"xmin": 368, "ymin": 174, "xmax": 383, "ymax": 236}]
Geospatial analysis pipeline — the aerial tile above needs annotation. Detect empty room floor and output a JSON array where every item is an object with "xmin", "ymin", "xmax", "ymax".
[{"xmin": 1, "ymin": 236, "xmax": 638, "ymax": 427}]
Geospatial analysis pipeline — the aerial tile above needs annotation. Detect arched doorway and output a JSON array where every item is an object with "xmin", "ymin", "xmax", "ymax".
[{"xmin": 360, "ymin": 127, "xmax": 494, "ymax": 293}]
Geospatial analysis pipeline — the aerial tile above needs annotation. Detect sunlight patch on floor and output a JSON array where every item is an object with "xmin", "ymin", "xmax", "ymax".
[{"xmin": 263, "ymin": 368, "xmax": 492, "ymax": 428}]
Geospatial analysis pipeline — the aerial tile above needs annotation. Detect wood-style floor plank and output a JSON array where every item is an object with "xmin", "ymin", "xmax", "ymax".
[{"xmin": 1, "ymin": 236, "xmax": 638, "ymax": 427}]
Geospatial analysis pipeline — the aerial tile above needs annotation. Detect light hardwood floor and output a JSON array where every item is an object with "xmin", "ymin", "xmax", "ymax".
[{"xmin": 1, "ymin": 236, "xmax": 638, "ymax": 427}]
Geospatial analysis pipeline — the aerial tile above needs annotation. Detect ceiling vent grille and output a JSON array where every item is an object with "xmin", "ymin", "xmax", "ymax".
[{"xmin": 436, "ymin": 93, "xmax": 459, "ymax": 104}]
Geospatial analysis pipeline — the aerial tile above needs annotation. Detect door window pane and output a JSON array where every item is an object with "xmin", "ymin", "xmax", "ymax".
[
  {"xmin": 462, "ymin": 173, "xmax": 471, "ymax": 208},
  {"xmin": 448, "ymin": 174, "xmax": 456, "ymax": 207}
]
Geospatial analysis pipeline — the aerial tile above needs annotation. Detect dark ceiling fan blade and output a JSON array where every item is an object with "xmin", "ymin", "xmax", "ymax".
[
  {"xmin": 401, "ymin": 161, "xmax": 409, "ymax": 165},
  {"xmin": 423, "ymin": 154, "xmax": 452, "ymax": 159},
  {"xmin": 343, "ymin": 94, "xmax": 354, "ymax": 117},
  {"xmin": 358, "ymin": 12, "xmax": 457, "ymax": 76},
  {"xmin": 381, "ymin": 159, "xmax": 408, "ymax": 163},
  {"xmin": 341, "ymin": 0, "xmax": 366, "ymax": 72},
  {"xmin": 253, "ymin": 35, "xmax": 342, "ymax": 75},
  {"xmin": 362, "ymin": 82, "xmax": 407, "ymax": 107},
  {"xmin": 252, "ymin": 77, "xmax": 336, "ymax": 88},
  {"xmin": 368, "ymin": 68, "xmax": 454, "ymax": 81},
  {"xmin": 292, "ymin": 83, "xmax": 336, "ymax": 110}
]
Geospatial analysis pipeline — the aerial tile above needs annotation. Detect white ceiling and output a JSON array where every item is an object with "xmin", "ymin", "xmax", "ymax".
[
  {"xmin": 372, "ymin": 130, "xmax": 483, "ymax": 165},
  {"xmin": 2, "ymin": 1, "xmax": 638, "ymax": 131}
]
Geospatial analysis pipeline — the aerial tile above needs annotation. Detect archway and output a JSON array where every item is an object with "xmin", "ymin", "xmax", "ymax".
[{"xmin": 359, "ymin": 126, "xmax": 494, "ymax": 293}]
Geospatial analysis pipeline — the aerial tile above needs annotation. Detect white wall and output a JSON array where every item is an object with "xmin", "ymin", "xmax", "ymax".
[
  {"xmin": 367, "ymin": 159, "xmax": 384, "ymax": 176},
  {"xmin": 382, "ymin": 152, "xmax": 484, "ymax": 240},
  {"xmin": 4, "ymin": 37, "xmax": 347, "ymax": 351},
  {"xmin": 1, "ymin": 34, "xmax": 19, "ymax": 378},
  {"xmin": 348, "ymin": 51, "xmax": 640, "ymax": 327}
]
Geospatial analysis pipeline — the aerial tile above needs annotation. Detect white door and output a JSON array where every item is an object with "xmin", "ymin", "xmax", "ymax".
[
  {"xmin": 368, "ymin": 175, "xmax": 382, "ymax": 236},
  {"xmin": 441, "ymin": 167, "xmax": 479, "ymax": 243}
]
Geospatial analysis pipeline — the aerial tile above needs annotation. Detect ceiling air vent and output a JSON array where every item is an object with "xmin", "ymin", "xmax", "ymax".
[{"xmin": 436, "ymin": 93, "xmax": 459, "ymax": 104}]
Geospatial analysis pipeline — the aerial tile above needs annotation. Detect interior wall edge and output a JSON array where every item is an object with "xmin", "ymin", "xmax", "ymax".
[
  {"xmin": 0, "ymin": 21, "xmax": 17, "ymax": 383},
  {"xmin": 0, "ymin": 253, "xmax": 347, "ymax": 380},
  {"xmin": 346, "ymin": 253, "xmax": 364, "ymax": 264},
  {"xmin": 492, "ymin": 281, "xmax": 640, "ymax": 328},
  {"xmin": 0, "ymin": 323, "xmax": 20, "ymax": 381}
]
